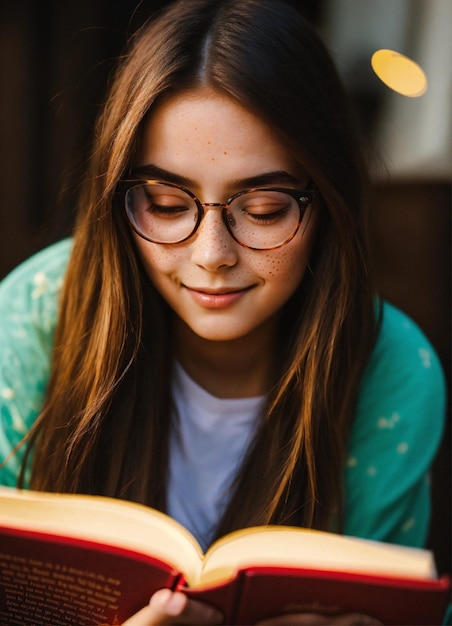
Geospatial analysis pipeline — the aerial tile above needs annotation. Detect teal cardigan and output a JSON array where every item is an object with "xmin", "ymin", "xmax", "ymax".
[{"xmin": 0, "ymin": 239, "xmax": 446, "ymax": 547}]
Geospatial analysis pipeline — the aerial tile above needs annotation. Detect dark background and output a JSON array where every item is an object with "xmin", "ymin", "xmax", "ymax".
[{"xmin": 0, "ymin": 0, "xmax": 450, "ymax": 576}]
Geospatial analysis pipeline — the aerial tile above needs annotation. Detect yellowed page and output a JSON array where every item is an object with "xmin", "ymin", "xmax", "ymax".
[
  {"xmin": 0, "ymin": 488, "xmax": 203, "ymax": 585},
  {"xmin": 200, "ymin": 526, "xmax": 436, "ymax": 586}
]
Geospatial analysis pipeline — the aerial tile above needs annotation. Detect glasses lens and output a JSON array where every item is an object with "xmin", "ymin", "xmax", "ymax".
[
  {"xmin": 125, "ymin": 183, "xmax": 198, "ymax": 243},
  {"xmin": 228, "ymin": 190, "xmax": 301, "ymax": 249}
]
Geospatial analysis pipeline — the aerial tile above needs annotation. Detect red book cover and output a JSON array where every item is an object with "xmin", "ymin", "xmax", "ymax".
[
  {"xmin": 223, "ymin": 565, "xmax": 451, "ymax": 625},
  {"xmin": 0, "ymin": 527, "xmax": 180, "ymax": 625}
]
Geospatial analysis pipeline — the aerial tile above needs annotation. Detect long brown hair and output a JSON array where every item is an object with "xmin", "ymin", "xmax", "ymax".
[{"xmin": 22, "ymin": 0, "xmax": 378, "ymax": 536}]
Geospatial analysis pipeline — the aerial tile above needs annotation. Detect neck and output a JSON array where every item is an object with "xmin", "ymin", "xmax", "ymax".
[{"xmin": 174, "ymin": 318, "xmax": 280, "ymax": 399}]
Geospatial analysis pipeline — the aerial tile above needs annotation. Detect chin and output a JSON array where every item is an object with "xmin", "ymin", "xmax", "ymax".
[
  {"xmin": 183, "ymin": 319, "xmax": 254, "ymax": 343},
  {"xmin": 192, "ymin": 329, "xmax": 247, "ymax": 343}
]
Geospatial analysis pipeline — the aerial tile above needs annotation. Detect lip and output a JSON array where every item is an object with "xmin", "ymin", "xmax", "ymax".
[{"xmin": 185, "ymin": 286, "xmax": 253, "ymax": 309}]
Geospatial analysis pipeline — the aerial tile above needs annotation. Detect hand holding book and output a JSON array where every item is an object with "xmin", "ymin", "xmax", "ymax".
[
  {"xmin": 122, "ymin": 589, "xmax": 223, "ymax": 625},
  {"xmin": 122, "ymin": 588, "xmax": 383, "ymax": 625}
]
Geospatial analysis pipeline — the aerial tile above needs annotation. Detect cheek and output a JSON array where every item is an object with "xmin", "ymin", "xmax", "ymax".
[
  {"xmin": 253, "ymin": 215, "xmax": 318, "ymax": 293},
  {"xmin": 257, "ymin": 248, "xmax": 306, "ymax": 280},
  {"xmin": 253, "ymin": 233, "xmax": 312, "ymax": 293},
  {"xmin": 262, "ymin": 208, "xmax": 318, "ymax": 282},
  {"xmin": 133, "ymin": 237, "xmax": 179, "ymax": 279}
]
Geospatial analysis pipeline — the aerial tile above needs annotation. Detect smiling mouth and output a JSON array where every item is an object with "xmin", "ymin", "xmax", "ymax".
[
  {"xmin": 188, "ymin": 286, "xmax": 251, "ymax": 295},
  {"xmin": 185, "ymin": 285, "xmax": 253, "ymax": 308}
]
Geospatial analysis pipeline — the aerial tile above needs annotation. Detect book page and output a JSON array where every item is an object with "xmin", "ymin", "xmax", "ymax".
[
  {"xmin": 199, "ymin": 526, "xmax": 436, "ymax": 587},
  {"xmin": 0, "ymin": 489, "xmax": 203, "ymax": 586}
]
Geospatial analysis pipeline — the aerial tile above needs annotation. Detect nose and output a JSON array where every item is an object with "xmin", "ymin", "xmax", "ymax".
[{"xmin": 189, "ymin": 205, "xmax": 238, "ymax": 271}]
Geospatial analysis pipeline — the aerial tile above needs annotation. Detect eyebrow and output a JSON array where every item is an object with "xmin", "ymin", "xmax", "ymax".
[{"xmin": 130, "ymin": 164, "xmax": 305, "ymax": 190}]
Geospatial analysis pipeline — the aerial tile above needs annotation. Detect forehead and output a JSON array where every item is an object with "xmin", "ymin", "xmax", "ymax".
[{"xmin": 137, "ymin": 88, "xmax": 303, "ymax": 191}]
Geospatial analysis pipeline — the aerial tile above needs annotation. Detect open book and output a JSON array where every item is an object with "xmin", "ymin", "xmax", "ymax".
[{"xmin": 0, "ymin": 488, "xmax": 449, "ymax": 625}]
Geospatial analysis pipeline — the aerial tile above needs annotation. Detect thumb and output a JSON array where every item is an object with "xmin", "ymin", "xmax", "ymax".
[{"xmin": 122, "ymin": 589, "xmax": 187, "ymax": 625}]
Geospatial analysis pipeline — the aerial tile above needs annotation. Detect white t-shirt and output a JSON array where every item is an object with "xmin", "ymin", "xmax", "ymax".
[{"xmin": 167, "ymin": 362, "xmax": 265, "ymax": 550}]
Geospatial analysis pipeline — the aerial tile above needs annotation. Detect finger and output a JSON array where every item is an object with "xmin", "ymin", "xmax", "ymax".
[
  {"xmin": 257, "ymin": 612, "xmax": 382, "ymax": 625},
  {"xmin": 122, "ymin": 588, "xmax": 223, "ymax": 625}
]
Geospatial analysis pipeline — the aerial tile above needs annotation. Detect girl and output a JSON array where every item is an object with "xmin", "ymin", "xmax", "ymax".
[{"xmin": 0, "ymin": 0, "xmax": 445, "ymax": 623}]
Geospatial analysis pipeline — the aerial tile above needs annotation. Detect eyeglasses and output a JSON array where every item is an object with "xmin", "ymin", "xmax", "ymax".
[{"xmin": 118, "ymin": 179, "xmax": 314, "ymax": 250}]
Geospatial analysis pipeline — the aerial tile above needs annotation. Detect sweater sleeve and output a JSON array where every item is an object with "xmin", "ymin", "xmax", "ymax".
[
  {"xmin": 344, "ymin": 301, "xmax": 446, "ymax": 547},
  {"xmin": 0, "ymin": 239, "xmax": 72, "ymax": 487}
]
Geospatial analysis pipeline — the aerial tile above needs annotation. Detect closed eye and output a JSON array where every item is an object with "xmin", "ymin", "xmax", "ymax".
[
  {"xmin": 240, "ymin": 205, "xmax": 291, "ymax": 224},
  {"xmin": 147, "ymin": 203, "xmax": 189, "ymax": 215}
]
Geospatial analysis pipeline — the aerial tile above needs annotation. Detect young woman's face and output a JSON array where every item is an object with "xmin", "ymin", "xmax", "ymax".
[{"xmin": 132, "ymin": 88, "xmax": 318, "ymax": 344}]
